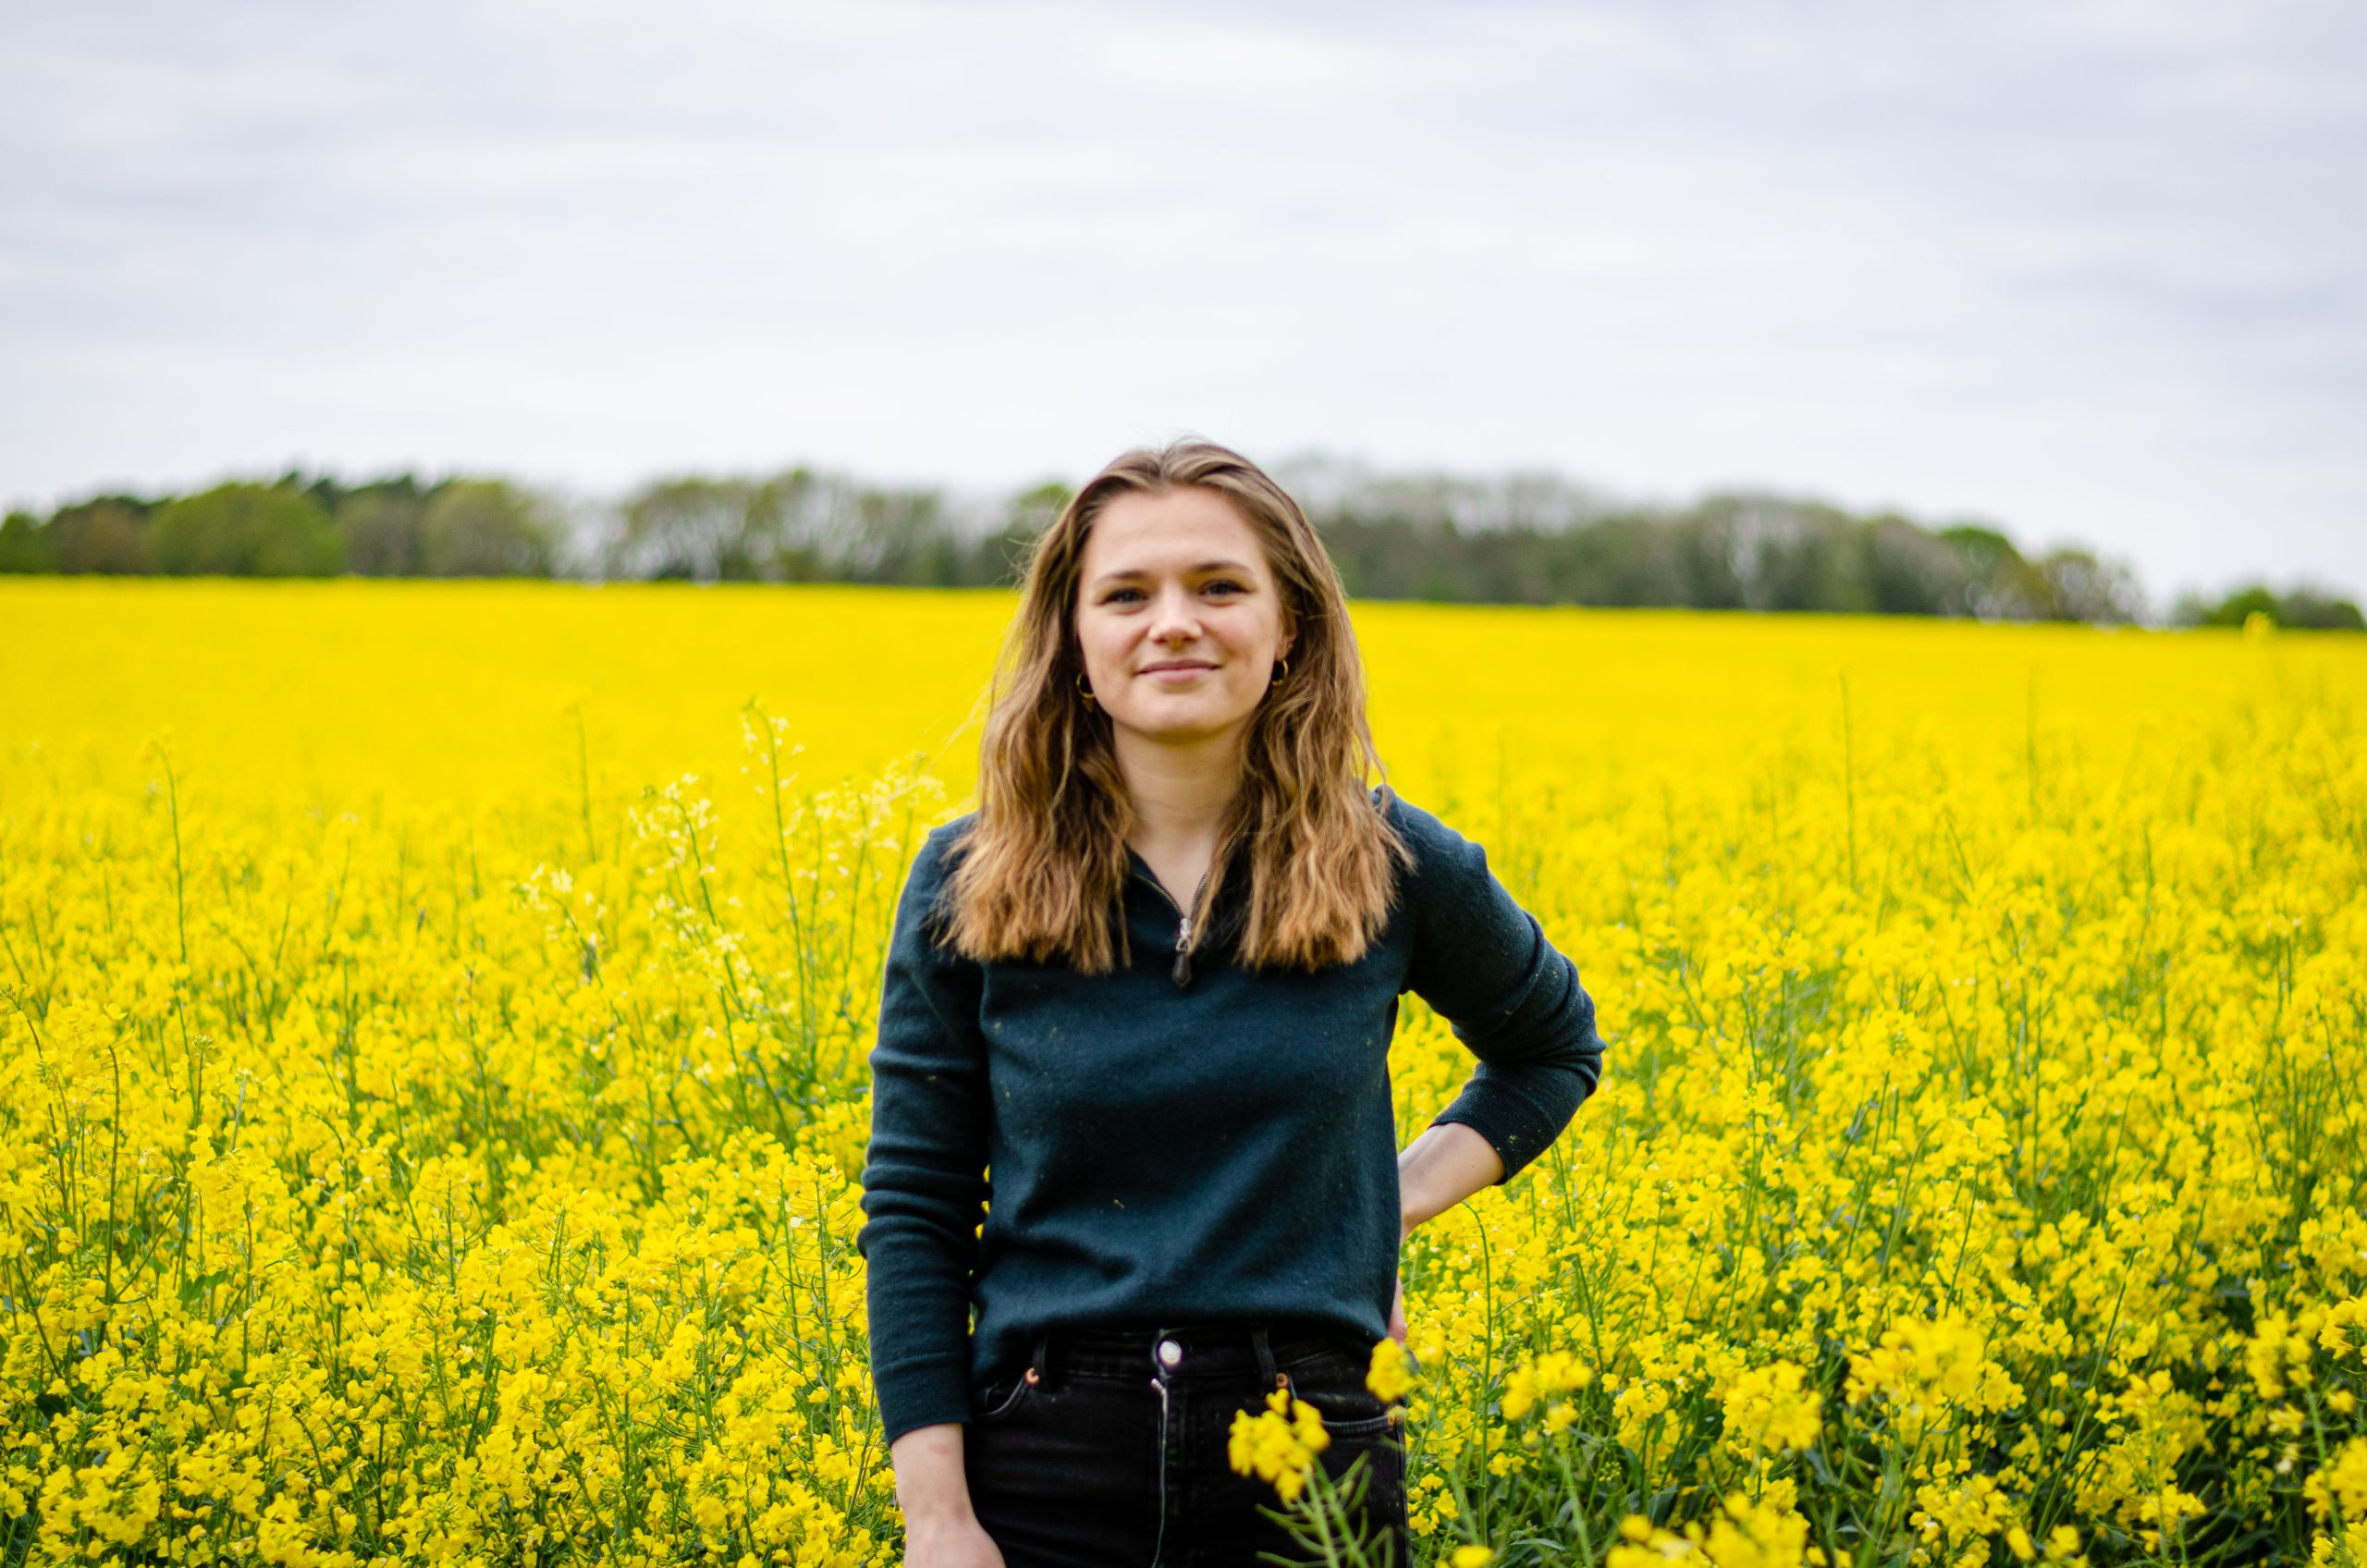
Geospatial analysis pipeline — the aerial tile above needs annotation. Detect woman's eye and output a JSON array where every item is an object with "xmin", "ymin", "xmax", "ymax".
[{"xmin": 1099, "ymin": 581, "xmax": 1243, "ymax": 604}]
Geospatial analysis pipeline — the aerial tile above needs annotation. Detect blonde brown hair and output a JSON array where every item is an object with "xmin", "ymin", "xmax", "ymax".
[{"xmin": 942, "ymin": 439, "xmax": 1412, "ymax": 973}]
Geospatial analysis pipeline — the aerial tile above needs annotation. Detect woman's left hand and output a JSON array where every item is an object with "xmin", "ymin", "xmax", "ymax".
[{"xmin": 1389, "ymin": 1273, "xmax": 1407, "ymax": 1342}]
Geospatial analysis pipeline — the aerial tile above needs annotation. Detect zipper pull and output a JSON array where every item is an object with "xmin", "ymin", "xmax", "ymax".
[{"xmin": 1172, "ymin": 913, "xmax": 1193, "ymax": 986}]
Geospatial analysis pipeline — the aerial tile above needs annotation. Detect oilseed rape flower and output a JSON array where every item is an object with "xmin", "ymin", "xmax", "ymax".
[
  {"xmin": 1227, "ymin": 1386, "xmax": 1332, "ymax": 1503},
  {"xmin": 1608, "ymin": 1495, "xmax": 1816, "ymax": 1568},
  {"xmin": 6, "ymin": 582, "xmax": 2367, "ymax": 1565},
  {"xmin": 1721, "ymin": 1361, "xmax": 1821, "ymax": 1455},
  {"xmin": 1502, "ymin": 1349, "xmax": 1595, "ymax": 1426},
  {"xmin": 1845, "ymin": 1313, "xmax": 2017, "ymax": 1427},
  {"xmin": 1367, "ymin": 1334, "xmax": 1418, "ymax": 1405},
  {"xmin": 2304, "ymin": 1437, "xmax": 2367, "ymax": 1529}
]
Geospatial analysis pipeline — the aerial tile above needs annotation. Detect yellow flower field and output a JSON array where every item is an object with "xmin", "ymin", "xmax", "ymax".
[{"xmin": 3, "ymin": 580, "xmax": 2364, "ymax": 1567}]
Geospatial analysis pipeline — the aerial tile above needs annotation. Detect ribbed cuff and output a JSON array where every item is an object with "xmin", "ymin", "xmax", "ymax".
[{"xmin": 874, "ymin": 1356, "xmax": 975, "ymax": 1447}]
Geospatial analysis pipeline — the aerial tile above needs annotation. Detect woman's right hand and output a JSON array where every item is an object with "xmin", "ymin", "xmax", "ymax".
[
  {"xmin": 890, "ymin": 1423, "xmax": 1004, "ymax": 1568},
  {"xmin": 902, "ymin": 1512, "xmax": 1005, "ymax": 1568}
]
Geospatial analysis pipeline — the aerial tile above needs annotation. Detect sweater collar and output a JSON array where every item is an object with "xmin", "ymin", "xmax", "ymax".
[{"xmin": 1122, "ymin": 834, "xmax": 1256, "ymax": 946}]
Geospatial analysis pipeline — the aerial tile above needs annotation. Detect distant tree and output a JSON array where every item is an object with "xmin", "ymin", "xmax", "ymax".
[
  {"xmin": 607, "ymin": 467, "xmax": 934, "ymax": 583},
  {"xmin": 843, "ymin": 486, "xmax": 956, "ymax": 584},
  {"xmin": 1313, "ymin": 512, "xmax": 1431, "ymax": 600},
  {"xmin": 1865, "ymin": 515, "xmax": 1971, "ymax": 615},
  {"xmin": 1711, "ymin": 496, "xmax": 1871, "ymax": 613},
  {"xmin": 1938, "ymin": 525, "xmax": 2045, "ymax": 619},
  {"xmin": 1559, "ymin": 514, "xmax": 1693, "ymax": 606},
  {"xmin": 0, "ymin": 510, "xmax": 57, "ymax": 572},
  {"xmin": 751, "ymin": 469, "xmax": 838, "ymax": 582},
  {"xmin": 614, "ymin": 475, "xmax": 767, "ymax": 582},
  {"xmin": 969, "ymin": 481, "xmax": 1072, "ymax": 586},
  {"xmin": 1299, "ymin": 465, "xmax": 1599, "ymax": 605},
  {"xmin": 337, "ymin": 486, "xmax": 431, "ymax": 576},
  {"xmin": 2272, "ymin": 586, "xmax": 2366, "ymax": 631},
  {"xmin": 422, "ymin": 480, "xmax": 561, "ymax": 577},
  {"xmin": 1464, "ymin": 525, "xmax": 1562, "ymax": 605},
  {"xmin": 1665, "ymin": 508, "xmax": 1750, "ymax": 611},
  {"xmin": 151, "ymin": 483, "xmax": 341, "ymax": 575},
  {"xmin": 2035, "ymin": 547, "xmax": 2144, "ymax": 623},
  {"xmin": 2197, "ymin": 584, "xmax": 2283, "ymax": 627},
  {"xmin": 43, "ymin": 497, "xmax": 155, "ymax": 573},
  {"xmin": 2184, "ymin": 582, "xmax": 2364, "ymax": 631}
]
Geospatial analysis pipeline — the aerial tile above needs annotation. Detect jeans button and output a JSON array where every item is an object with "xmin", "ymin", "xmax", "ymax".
[{"xmin": 1157, "ymin": 1339, "xmax": 1184, "ymax": 1369}]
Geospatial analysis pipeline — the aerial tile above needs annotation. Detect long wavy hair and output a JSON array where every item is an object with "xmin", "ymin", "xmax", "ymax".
[{"xmin": 941, "ymin": 439, "xmax": 1412, "ymax": 974}]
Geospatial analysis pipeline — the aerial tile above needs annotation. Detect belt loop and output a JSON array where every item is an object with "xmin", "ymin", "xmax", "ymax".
[
  {"xmin": 1027, "ymin": 1327, "xmax": 1052, "ymax": 1387},
  {"xmin": 1253, "ymin": 1324, "xmax": 1287, "ymax": 1395}
]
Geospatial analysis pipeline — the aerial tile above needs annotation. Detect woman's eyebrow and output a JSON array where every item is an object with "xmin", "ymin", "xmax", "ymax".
[{"xmin": 1089, "ymin": 559, "xmax": 1257, "ymax": 589}]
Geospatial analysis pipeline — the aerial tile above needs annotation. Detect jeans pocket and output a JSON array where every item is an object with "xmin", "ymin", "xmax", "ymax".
[
  {"xmin": 1289, "ymin": 1346, "xmax": 1392, "ymax": 1432},
  {"xmin": 970, "ymin": 1370, "xmax": 1038, "ymax": 1427},
  {"xmin": 1316, "ymin": 1409, "xmax": 1395, "ymax": 1439}
]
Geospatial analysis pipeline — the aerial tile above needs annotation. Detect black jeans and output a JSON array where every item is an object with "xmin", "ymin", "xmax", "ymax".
[{"xmin": 963, "ymin": 1317, "xmax": 1413, "ymax": 1568}]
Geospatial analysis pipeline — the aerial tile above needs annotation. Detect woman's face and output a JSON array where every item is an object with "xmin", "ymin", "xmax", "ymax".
[{"xmin": 1072, "ymin": 484, "xmax": 1297, "ymax": 753}]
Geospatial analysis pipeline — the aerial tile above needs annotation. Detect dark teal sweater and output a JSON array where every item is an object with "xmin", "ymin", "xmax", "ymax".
[{"xmin": 855, "ymin": 788, "xmax": 1606, "ymax": 1445}]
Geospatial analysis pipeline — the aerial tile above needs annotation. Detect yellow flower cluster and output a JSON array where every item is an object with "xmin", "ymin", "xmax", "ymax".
[
  {"xmin": 1502, "ymin": 1349, "xmax": 1594, "ymax": 1430},
  {"xmin": 5, "ymin": 582, "xmax": 2367, "ymax": 1567},
  {"xmin": 1721, "ymin": 1362, "xmax": 1821, "ymax": 1456},
  {"xmin": 1845, "ymin": 1313, "xmax": 2021, "ymax": 1439},
  {"xmin": 1226, "ymin": 1388, "xmax": 1331, "ymax": 1504},
  {"xmin": 1607, "ymin": 1493, "xmax": 1818, "ymax": 1568},
  {"xmin": 1367, "ymin": 1335, "xmax": 1419, "ymax": 1405}
]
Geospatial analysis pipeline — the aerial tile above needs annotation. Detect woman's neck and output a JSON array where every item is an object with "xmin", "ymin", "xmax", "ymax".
[{"xmin": 1113, "ymin": 727, "xmax": 1243, "ymax": 863}]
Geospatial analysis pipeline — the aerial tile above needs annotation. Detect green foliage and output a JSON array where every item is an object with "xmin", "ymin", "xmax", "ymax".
[
  {"xmin": 1865, "ymin": 515, "xmax": 1970, "ymax": 615},
  {"xmin": 1306, "ymin": 484, "xmax": 2145, "ymax": 622},
  {"xmin": 2275, "ymin": 588, "xmax": 2365, "ymax": 631},
  {"xmin": 150, "ymin": 483, "xmax": 342, "ymax": 576},
  {"xmin": 607, "ymin": 468, "xmax": 1038, "ymax": 587},
  {"xmin": 1935, "ymin": 525, "xmax": 2042, "ymax": 618},
  {"xmin": 329, "ymin": 475, "xmax": 435, "ymax": 575},
  {"xmin": 2174, "ymin": 582, "xmax": 2366, "ymax": 631},
  {"xmin": 421, "ymin": 479, "xmax": 561, "ymax": 577},
  {"xmin": 615, "ymin": 473, "xmax": 793, "ymax": 582},
  {"xmin": 44, "ymin": 496, "xmax": 156, "ymax": 573},
  {"xmin": 2032, "ymin": 547, "xmax": 2143, "ymax": 623},
  {"xmin": 6, "ymin": 460, "xmax": 2348, "ymax": 629},
  {"xmin": 0, "ymin": 510, "xmax": 56, "ymax": 573}
]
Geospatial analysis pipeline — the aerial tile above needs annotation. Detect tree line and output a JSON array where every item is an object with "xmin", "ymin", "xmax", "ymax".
[{"xmin": 2, "ymin": 460, "xmax": 2356, "ymax": 630}]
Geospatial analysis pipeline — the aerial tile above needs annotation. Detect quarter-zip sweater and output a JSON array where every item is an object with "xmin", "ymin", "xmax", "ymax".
[{"xmin": 856, "ymin": 788, "xmax": 1607, "ymax": 1447}]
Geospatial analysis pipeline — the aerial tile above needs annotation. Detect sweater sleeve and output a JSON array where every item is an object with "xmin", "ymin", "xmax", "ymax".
[
  {"xmin": 1397, "ymin": 800, "xmax": 1605, "ymax": 1184},
  {"xmin": 856, "ymin": 825, "xmax": 992, "ymax": 1446}
]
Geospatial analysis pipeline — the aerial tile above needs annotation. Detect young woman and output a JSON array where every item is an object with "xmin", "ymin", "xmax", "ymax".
[{"xmin": 858, "ymin": 440, "xmax": 1606, "ymax": 1567}]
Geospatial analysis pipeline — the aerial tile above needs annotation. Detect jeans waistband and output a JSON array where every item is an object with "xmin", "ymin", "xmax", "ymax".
[{"xmin": 1015, "ymin": 1317, "xmax": 1367, "ymax": 1386}]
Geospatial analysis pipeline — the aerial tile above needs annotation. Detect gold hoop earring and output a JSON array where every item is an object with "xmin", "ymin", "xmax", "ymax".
[
  {"xmin": 1076, "ymin": 669, "xmax": 1098, "ymax": 707},
  {"xmin": 1270, "ymin": 655, "xmax": 1290, "ymax": 688}
]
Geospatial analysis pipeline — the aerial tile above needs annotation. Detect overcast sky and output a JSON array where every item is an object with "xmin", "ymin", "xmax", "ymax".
[{"xmin": 4, "ymin": 0, "xmax": 2361, "ymax": 603}]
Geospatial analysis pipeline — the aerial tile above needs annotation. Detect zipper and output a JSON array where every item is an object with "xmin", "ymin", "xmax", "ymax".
[{"xmin": 1129, "ymin": 862, "xmax": 1210, "ymax": 987}]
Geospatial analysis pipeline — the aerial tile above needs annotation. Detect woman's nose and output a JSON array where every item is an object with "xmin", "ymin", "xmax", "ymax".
[{"xmin": 1147, "ymin": 588, "xmax": 1201, "ymax": 641}]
